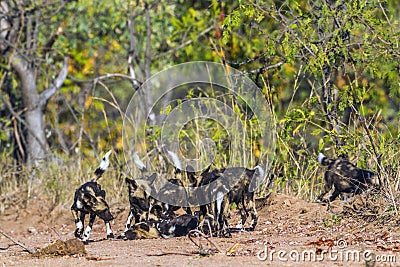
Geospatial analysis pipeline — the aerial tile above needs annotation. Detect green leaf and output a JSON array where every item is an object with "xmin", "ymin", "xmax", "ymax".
[
  {"xmin": 93, "ymin": 101, "xmax": 104, "ymax": 110},
  {"xmin": 311, "ymin": 128, "xmax": 322, "ymax": 136},
  {"xmin": 318, "ymin": 138, "xmax": 325, "ymax": 151}
]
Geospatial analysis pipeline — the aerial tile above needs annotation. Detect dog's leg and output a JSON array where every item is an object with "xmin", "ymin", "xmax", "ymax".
[
  {"xmin": 329, "ymin": 188, "xmax": 341, "ymax": 202},
  {"xmin": 214, "ymin": 192, "xmax": 224, "ymax": 235},
  {"xmin": 82, "ymin": 212, "xmax": 96, "ymax": 243},
  {"xmin": 219, "ymin": 197, "xmax": 231, "ymax": 238},
  {"xmin": 326, "ymin": 188, "xmax": 342, "ymax": 213},
  {"xmin": 196, "ymin": 204, "xmax": 208, "ymax": 234},
  {"xmin": 105, "ymin": 220, "xmax": 114, "ymax": 239},
  {"xmin": 123, "ymin": 211, "xmax": 135, "ymax": 236},
  {"xmin": 235, "ymin": 200, "xmax": 246, "ymax": 229},
  {"xmin": 318, "ymin": 173, "xmax": 333, "ymax": 202},
  {"xmin": 247, "ymin": 197, "xmax": 258, "ymax": 231},
  {"xmin": 118, "ymin": 209, "xmax": 137, "ymax": 239},
  {"xmin": 72, "ymin": 209, "xmax": 85, "ymax": 238}
]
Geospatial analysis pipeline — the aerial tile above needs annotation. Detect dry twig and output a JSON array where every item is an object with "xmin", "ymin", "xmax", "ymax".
[
  {"xmin": 0, "ymin": 227, "xmax": 36, "ymax": 254},
  {"xmin": 188, "ymin": 229, "xmax": 222, "ymax": 253},
  {"xmin": 145, "ymin": 251, "xmax": 195, "ymax": 257}
]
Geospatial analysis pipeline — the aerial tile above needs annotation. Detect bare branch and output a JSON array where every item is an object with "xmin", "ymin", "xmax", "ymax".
[
  {"xmin": 188, "ymin": 229, "xmax": 222, "ymax": 253},
  {"xmin": 88, "ymin": 73, "xmax": 142, "ymax": 85},
  {"xmin": 127, "ymin": 15, "xmax": 141, "ymax": 89},
  {"xmin": 38, "ymin": 57, "xmax": 69, "ymax": 108},
  {"xmin": 242, "ymin": 61, "xmax": 285, "ymax": 75}
]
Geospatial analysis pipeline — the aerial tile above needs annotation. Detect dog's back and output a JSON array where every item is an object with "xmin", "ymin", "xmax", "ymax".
[
  {"xmin": 317, "ymin": 153, "xmax": 378, "ymax": 202},
  {"xmin": 73, "ymin": 181, "xmax": 114, "ymax": 221},
  {"xmin": 197, "ymin": 166, "xmax": 261, "ymax": 236}
]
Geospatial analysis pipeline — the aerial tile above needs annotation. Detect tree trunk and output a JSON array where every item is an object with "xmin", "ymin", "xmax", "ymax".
[
  {"xmin": 11, "ymin": 56, "xmax": 69, "ymax": 167},
  {"xmin": 1, "ymin": 1, "xmax": 69, "ymax": 167},
  {"xmin": 24, "ymin": 108, "xmax": 48, "ymax": 166}
]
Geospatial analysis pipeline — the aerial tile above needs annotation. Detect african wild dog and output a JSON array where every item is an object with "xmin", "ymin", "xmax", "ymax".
[
  {"xmin": 317, "ymin": 152, "xmax": 378, "ymax": 203},
  {"xmin": 198, "ymin": 166, "xmax": 264, "ymax": 237},
  {"xmin": 119, "ymin": 152, "xmax": 190, "ymax": 238},
  {"xmin": 123, "ymin": 213, "xmax": 199, "ymax": 240},
  {"xmin": 119, "ymin": 173, "xmax": 158, "ymax": 238},
  {"xmin": 123, "ymin": 199, "xmax": 199, "ymax": 240},
  {"xmin": 71, "ymin": 150, "xmax": 114, "ymax": 243},
  {"xmin": 162, "ymin": 151, "xmax": 264, "ymax": 236},
  {"xmin": 121, "ymin": 167, "xmax": 199, "ymax": 239},
  {"xmin": 158, "ymin": 213, "xmax": 199, "ymax": 238}
]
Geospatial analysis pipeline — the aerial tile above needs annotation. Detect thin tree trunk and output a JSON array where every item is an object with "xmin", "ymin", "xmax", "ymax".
[
  {"xmin": 11, "ymin": 56, "xmax": 69, "ymax": 166},
  {"xmin": 11, "ymin": 55, "xmax": 47, "ymax": 166}
]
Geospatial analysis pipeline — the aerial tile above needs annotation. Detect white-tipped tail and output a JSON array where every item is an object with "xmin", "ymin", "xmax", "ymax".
[
  {"xmin": 95, "ymin": 149, "xmax": 112, "ymax": 178},
  {"xmin": 99, "ymin": 149, "xmax": 112, "ymax": 170},
  {"xmin": 133, "ymin": 153, "xmax": 147, "ymax": 171},
  {"xmin": 167, "ymin": 150, "xmax": 182, "ymax": 170},
  {"xmin": 317, "ymin": 152, "xmax": 326, "ymax": 164}
]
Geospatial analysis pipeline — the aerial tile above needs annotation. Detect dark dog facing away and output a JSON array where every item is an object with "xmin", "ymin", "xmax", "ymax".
[
  {"xmin": 197, "ymin": 166, "xmax": 264, "ymax": 237},
  {"xmin": 317, "ymin": 152, "xmax": 378, "ymax": 203},
  {"xmin": 71, "ymin": 150, "xmax": 114, "ymax": 243}
]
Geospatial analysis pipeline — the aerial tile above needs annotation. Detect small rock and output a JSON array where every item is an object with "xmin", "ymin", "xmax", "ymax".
[{"xmin": 28, "ymin": 227, "xmax": 37, "ymax": 234}]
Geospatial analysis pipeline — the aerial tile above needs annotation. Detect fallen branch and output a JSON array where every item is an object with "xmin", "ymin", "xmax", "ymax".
[
  {"xmin": 0, "ymin": 243, "xmax": 17, "ymax": 250},
  {"xmin": 86, "ymin": 255, "xmax": 116, "ymax": 261},
  {"xmin": 0, "ymin": 227, "xmax": 36, "ymax": 254},
  {"xmin": 145, "ymin": 251, "xmax": 195, "ymax": 257}
]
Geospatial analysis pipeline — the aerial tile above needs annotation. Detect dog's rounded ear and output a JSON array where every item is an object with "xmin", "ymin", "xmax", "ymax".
[{"xmin": 249, "ymin": 165, "xmax": 265, "ymax": 192}]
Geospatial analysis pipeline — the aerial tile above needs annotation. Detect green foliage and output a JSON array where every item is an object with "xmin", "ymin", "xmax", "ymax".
[
  {"xmin": 323, "ymin": 215, "xmax": 342, "ymax": 227},
  {"xmin": 1, "ymin": 0, "xmax": 399, "ymax": 210}
]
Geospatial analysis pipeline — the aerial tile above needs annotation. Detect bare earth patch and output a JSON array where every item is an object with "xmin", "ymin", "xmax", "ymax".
[{"xmin": 1, "ymin": 193, "xmax": 399, "ymax": 266}]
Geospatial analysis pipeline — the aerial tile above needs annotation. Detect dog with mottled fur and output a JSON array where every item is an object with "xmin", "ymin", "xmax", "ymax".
[
  {"xmin": 317, "ymin": 152, "xmax": 378, "ymax": 203},
  {"xmin": 71, "ymin": 150, "xmax": 114, "ymax": 243},
  {"xmin": 163, "ymin": 151, "xmax": 264, "ymax": 237},
  {"xmin": 120, "ymin": 173, "xmax": 163, "ymax": 238},
  {"xmin": 197, "ymin": 166, "xmax": 264, "ymax": 237},
  {"xmin": 123, "ymin": 213, "xmax": 199, "ymax": 240},
  {"xmin": 119, "ymin": 152, "xmax": 193, "ymax": 239}
]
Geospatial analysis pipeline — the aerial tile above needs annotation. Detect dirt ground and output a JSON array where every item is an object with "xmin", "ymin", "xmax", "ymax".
[{"xmin": 1, "ymin": 193, "xmax": 400, "ymax": 266}]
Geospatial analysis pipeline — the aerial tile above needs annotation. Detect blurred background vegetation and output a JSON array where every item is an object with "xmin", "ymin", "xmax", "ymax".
[{"xmin": 0, "ymin": 0, "xmax": 399, "ymax": 212}]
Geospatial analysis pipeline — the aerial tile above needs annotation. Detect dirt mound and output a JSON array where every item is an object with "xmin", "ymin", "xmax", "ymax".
[
  {"xmin": 260, "ymin": 192, "xmax": 330, "ymax": 222},
  {"xmin": 32, "ymin": 239, "xmax": 86, "ymax": 258}
]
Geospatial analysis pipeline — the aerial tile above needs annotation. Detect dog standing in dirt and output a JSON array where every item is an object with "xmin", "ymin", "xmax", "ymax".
[
  {"xmin": 198, "ymin": 166, "xmax": 264, "ymax": 237},
  {"xmin": 121, "ymin": 173, "xmax": 158, "ymax": 237},
  {"xmin": 71, "ymin": 150, "xmax": 114, "ymax": 243},
  {"xmin": 317, "ymin": 152, "xmax": 379, "ymax": 203}
]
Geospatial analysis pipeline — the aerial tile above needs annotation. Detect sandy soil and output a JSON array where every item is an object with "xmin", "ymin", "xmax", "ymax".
[{"xmin": 1, "ymin": 193, "xmax": 399, "ymax": 266}]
